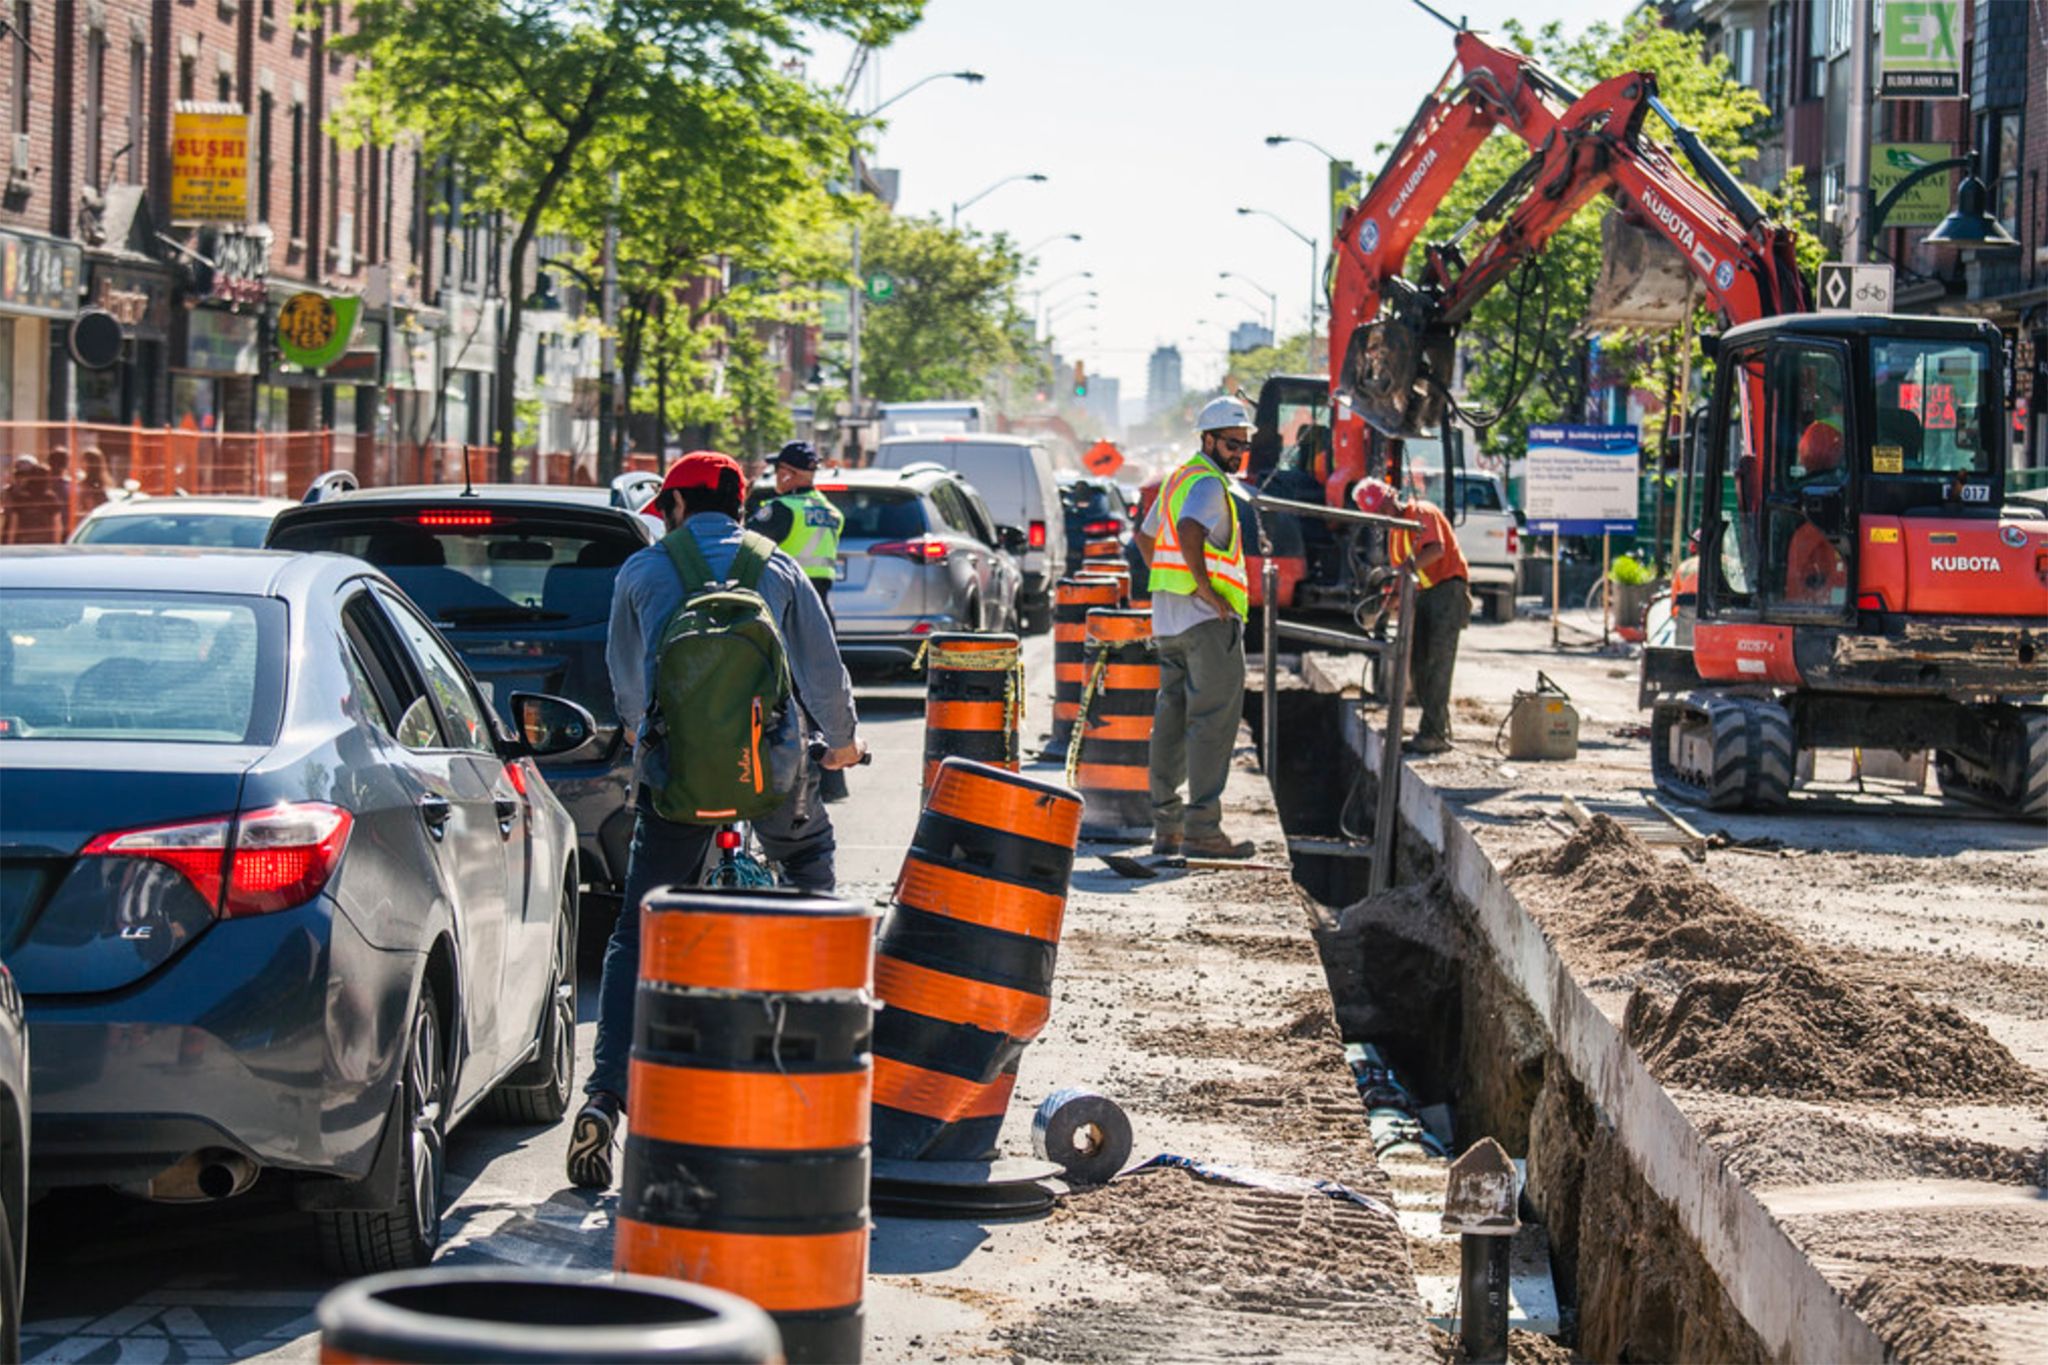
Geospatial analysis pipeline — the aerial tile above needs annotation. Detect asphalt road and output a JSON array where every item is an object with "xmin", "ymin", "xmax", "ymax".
[{"xmin": 19, "ymin": 638, "xmax": 1054, "ymax": 1363}]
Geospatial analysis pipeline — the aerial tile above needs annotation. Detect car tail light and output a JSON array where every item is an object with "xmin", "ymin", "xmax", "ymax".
[
  {"xmin": 871, "ymin": 537, "xmax": 951, "ymax": 565},
  {"xmin": 1028, "ymin": 520, "xmax": 1048, "ymax": 550},
  {"xmin": 1083, "ymin": 518, "xmax": 1121, "ymax": 536},
  {"xmin": 1505, "ymin": 525, "xmax": 1519, "ymax": 556},
  {"xmin": 1856, "ymin": 592, "xmax": 1886, "ymax": 612},
  {"xmin": 909, "ymin": 621, "xmax": 934, "ymax": 635},
  {"xmin": 415, "ymin": 511, "xmax": 498, "ymax": 527},
  {"xmin": 82, "ymin": 803, "xmax": 353, "ymax": 918}
]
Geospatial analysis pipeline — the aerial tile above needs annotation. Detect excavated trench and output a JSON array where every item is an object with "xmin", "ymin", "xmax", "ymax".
[{"xmin": 1252, "ymin": 686, "xmax": 1775, "ymax": 1363}]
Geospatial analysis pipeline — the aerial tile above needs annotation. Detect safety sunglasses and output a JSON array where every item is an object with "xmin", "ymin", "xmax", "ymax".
[{"xmin": 1213, "ymin": 436, "xmax": 1251, "ymax": 454}]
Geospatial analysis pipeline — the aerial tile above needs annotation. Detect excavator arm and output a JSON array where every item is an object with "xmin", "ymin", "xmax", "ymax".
[{"xmin": 1322, "ymin": 28, "xmax": 1808, "ymax": 508}]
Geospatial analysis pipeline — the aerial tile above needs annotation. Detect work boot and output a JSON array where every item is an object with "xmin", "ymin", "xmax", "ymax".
[
  {"xmin": 566, "ymin": 1091, "xmax": 622, "ymax": 1190},
  {"xmin": 1151, "ymin": 832, "xmax": 1183, "ymax": 858},
  {"xmin": 1403, "ymin": 735, "xmax": 1453, "ymax": 756},
  {"xmin": 1183, "ymin": 831, "xmax": 1256, "ymax": 860}
]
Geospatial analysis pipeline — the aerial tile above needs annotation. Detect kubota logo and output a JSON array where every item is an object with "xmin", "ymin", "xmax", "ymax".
[
  {"xmin": 1930, "ymin": 555, "xmax": 2001, "ymax": 572},
  {"xmin": 1389, "ymin": 149, "xmax": 1438, "ymax": 219},
  {"xmin": 1639, "ymin": 187, "xmax": 1721, "ymax": 282}
]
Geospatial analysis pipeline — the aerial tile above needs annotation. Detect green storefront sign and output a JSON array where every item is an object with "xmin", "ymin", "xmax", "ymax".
[
  {"xmin": 1879, "ymin": 1, "xmax": 1963, "ymax": 99},
  {"xmin": 276, "ymin": 291, "xmax": 364, "ymax": 370},
  {"xmin": 1870, "ymin": 143, "xmax": 1955, "ymax": 227}
]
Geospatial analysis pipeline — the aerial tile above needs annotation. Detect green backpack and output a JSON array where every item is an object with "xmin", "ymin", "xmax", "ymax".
[{"xmin": 646, "ymin": 528, "xmax": 799, "ymax": 824}]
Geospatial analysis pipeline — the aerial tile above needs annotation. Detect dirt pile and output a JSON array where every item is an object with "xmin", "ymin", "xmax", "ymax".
[{"xmin": 1509, "ymin": 818, "xmax": 2040, "ymax": 1102}]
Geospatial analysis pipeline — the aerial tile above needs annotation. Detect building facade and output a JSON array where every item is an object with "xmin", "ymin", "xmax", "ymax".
[{"xmin": 1146, "ymin": 343, "xmax": 1183, "ymax": 417}]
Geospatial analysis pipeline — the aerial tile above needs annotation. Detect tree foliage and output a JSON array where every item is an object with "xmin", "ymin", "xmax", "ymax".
[
  {"xmin": 855, "ymin": 212, "xmax": 1040, "ymax": 403},
  {"xmin": 1406, "ymin": 14, "xmax": 1822, "ymax": 463}
]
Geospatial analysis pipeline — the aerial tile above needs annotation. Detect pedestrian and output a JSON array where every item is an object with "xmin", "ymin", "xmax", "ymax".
[
  {"xmin": 748, "ymin": 439, "xmax": 849, "ymax": 801},
  {"xmin": 1354, "ymin": 476, "xmax": 1472, "ymax": 755},
  {"xmin": 76, "ymin": 447, "xmax": 110, "ymax": 513},
  {"xmin": 568, "ymin": 450, "xmax": 865, "ymax": 1191},
  {"xmin": 1135, "ymin": 396, "xmax": 1256, "ymax": 861},
  {"xmin": 45, "ymin": 447, "xmax": 74, "ymax": 540}
]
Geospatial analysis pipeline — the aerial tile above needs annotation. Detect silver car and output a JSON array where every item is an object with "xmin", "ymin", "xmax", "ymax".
[{"xmin": 772, "ymin": 466, "xmax": 1024, "ymax": 667}]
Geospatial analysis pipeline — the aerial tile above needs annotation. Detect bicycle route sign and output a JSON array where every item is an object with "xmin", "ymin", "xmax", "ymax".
[{"xmin": 1817, "ymin": 262, "xmax": 1893, "ymax": 315}]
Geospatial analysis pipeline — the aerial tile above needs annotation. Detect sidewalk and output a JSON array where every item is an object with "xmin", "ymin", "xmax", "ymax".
[{"xmin": 840, "ymin": 726, "xmax": 1434, "ymax": 1363}]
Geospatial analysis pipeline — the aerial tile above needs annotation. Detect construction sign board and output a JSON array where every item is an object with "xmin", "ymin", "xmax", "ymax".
[
  {"xmin": 169, "ymin": 108, "xmax": 251, "ymax": 223},
  {"xmin": 1879, "ymin": 1, "xmax": 1964, "ymax": 99},
  {"xmin": 1082, "ymin": 440, "xmax": 1124, "ymax": 477},
  {"xmin": 1523, "ymin": 426, "xmax": 1638, "ymax": 536}
]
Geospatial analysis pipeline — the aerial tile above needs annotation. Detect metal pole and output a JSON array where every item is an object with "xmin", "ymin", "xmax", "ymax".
[
  {"xmin": 1368, "ymin": 568, "xmax": 1416, "ymax": 897},
  {"xmin": 1668, "ymin": 283, "xmax": 1697, "ymax": 579},
  {"xmin": 1601, "ymin": 528, "xmax": 1611, "ymax": 646},
  {"xmin": 1842, "ymin": 0, "xmax": 1874, "ymax": 263},
  {"xmin": 1550, "ymin": 530, "xmax": 1562, "ymax": 649},
  {"xmin": 849, "ymin": 152, "xmax": 864, "ymax": 461},
  {"xmin": 601, "ymin": 173, "xmax": 622, "ymax": 477},
  {"xmin": 1458, "ymin": 1237, "xmax": 1512, "ymax": 1362},
  {"xmin": 1262, "ymin": 557, "xmax": 1280, "ymax": 779}
]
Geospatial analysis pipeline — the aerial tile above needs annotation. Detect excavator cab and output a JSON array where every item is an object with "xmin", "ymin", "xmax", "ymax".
[{"xmin": 1647, "ymin": 312, "xmax": 2048, "ymax": 817}]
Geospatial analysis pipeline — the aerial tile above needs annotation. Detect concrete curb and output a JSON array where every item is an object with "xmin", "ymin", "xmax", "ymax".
[{"xmin": 1346, "ymin": 710, "xmax": 1889, "ymax": 1364}]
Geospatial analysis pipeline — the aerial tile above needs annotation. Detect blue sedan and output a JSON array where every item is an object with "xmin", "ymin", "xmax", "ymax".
[{"xmin": 0, "ymin": 548, "xmax": 591, "ymax": 1273}]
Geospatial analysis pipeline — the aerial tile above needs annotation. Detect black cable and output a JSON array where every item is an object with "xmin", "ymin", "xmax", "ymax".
[{"xmin": 1437, "ymin": 258, "xmax": 1551, "ymax": 432}]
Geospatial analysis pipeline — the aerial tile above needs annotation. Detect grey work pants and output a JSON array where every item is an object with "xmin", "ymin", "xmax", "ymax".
[
  {"xmin": 1149, "ymin": 616, "xmax": 1246, "ymax": 839},
  {"xmin": 1411, "ymin": 579, "xmax": 1471, "ymax": 744}
]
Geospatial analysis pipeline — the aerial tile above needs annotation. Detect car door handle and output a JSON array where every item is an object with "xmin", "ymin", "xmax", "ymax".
[
  {"xmin": 494, "ymin": 796, "xmax": 520, "ymax": 836},
  {"xmin": 419, "ymin": 793, "xmax": 452, "ymax": 840}
]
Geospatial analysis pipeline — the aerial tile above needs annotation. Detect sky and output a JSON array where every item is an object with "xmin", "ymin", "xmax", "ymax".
[{"xmin": 811, "ymin": 0, "xmax": 1638, "ymax": 403}]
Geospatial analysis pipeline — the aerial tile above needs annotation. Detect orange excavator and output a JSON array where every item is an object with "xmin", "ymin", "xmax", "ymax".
[{"xmin": 1253, "ymin": 20, "xmax": 2048, "ymax": 816}]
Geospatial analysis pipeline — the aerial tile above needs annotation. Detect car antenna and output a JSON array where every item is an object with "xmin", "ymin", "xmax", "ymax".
[{"xmin": 461, "ymin": 448, "xmax": 476, "ymax": 498}]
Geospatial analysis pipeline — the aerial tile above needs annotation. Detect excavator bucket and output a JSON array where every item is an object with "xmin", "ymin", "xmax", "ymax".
[
  {"xmin": 1585, "ymin": 210, "xmax": 1696, "ymax": 331},
  {"xmin": 1340, "ymin": 318, "xmax": 1451, "ymax": 438}
]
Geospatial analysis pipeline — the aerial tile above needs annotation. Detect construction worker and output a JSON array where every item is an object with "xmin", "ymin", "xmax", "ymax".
[
  {"xmin": 1136, "ymin": 396, "xmax": 1256, "ymax": 860},
  {"xmin": 752, "ymin": 440, "xmax": 850, "ymax": 800},
  {"xmin": 1355, "ymin": 476, "xmax": 1471, "ymax": 755},
  {"xmin": 1785, "ymin": 420, "xmax": 1848, "ymax": 606}
]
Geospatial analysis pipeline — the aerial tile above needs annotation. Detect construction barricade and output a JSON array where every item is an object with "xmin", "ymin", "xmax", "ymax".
[
  {"xmin": 871, "ymin": 759, "xmax": 1084, "ymax": 1162},
  {"xmin": 920, "ymin": 631, "xmax": 1024, "ymax": 793},
  {"xmin": 1043, "ymin": 575, "xmax": 1122, "ymax": 760},
  {"xmin": 1070, "ymin": 608, "xmax": 1157, "ymax": 837},
  {"xmin": 613, "ymin": 889, "xmax": 877, "ymax": 1364}
]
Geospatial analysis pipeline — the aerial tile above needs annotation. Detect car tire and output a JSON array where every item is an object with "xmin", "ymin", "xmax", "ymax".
[
  {"xmin": 316, "ymin": 982, "xmax": 447, "ymax": 1274},
  {"xmin": 1021, "ymin": 597, "xmax": 1053, "ymax": 635},
  {"xmin": 483, "ymin": 889, "xmax": 577, "ymax": 1125},
  {"xmin": 963, "ymin": 593, "xmax": 981, "ymax": 634},
  {"xmin": 0, "ymin": 1190, "xmax": 18, "ymax": 1365}
]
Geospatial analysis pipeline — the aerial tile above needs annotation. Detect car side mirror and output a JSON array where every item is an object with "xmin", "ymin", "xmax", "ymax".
[
  {"xmin": 998, "ymin": 524, "xmax": 1028, "ymax": 554},
  {"xmin": 509, "ymin": 692, "xmax": 598, "ymax": 757}
]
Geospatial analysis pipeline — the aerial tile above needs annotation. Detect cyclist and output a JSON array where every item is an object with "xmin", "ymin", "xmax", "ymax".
[{"xmin": 569, "ymin": 450, "xmax": 864, "ymax": 1191}]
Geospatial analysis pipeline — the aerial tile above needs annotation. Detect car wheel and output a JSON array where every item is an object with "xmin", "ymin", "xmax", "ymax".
[
  {"xmin": 483, "ymin": 888, "xmax": 577, "ymax": 1125},
  {"xmin": 0, "ymin": 1190, "xmax": 17, "ymax": 1365},
  {"xmin": 316, "ymin": 982, "xmax": 447, "ymax": 1273},
  {"xmin": 963, "ymin": 593, "xmax": 981, "ymax": 633},
  {"xmin": 1021, "ymin": 597, "xmax": 1053, "ymax": 635}
]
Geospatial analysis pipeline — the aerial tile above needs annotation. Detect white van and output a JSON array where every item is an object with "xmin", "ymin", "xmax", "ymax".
[
  {"xmin": 879, "ymin": 400, "xmax": 985, "ymax": 438},
  {"xmin": 873, "ymin": 434, "xmax": 1066, "ymax": 631}
]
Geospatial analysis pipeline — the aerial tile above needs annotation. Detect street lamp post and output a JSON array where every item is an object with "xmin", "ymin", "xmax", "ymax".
[
  {"xmin": 1218, "ymin": 270, "xmax": 1278, "ymax": 340},
  {"xmin": 1023, "ymin": 231, "xmax": 1082, "ymax": 257},
  {"xmin": 951, "ymin": 172, "xmax": 1049, "ymax": 229},
  {"xmin": 1029, "ymin": 271, "xmax": 1093, "ymax": 337},
  {"xmin": 1238, "ymin": 205, "xmax": 1320, "ymax": 357},
  {"xmin": 847, "ymin": 71, "xmax": 985, "ymax": 462}
]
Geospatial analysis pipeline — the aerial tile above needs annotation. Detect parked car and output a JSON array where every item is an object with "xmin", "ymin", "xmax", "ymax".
[
  {"xmin": 1421, "ymin": 470, "xmax": 1522, "ymax": 623},
  {"xmin": 268, "ymin": 477, "xmax": 658, "ymax": 913},
  {"xmin": 1058, "ymin": 474, "xmax": 1129, "ymax": 576},
  {"xmin": 871, "ymin": 434, "xmax": 1065, "ymax": 631},
  {"xmin": 0, "ymin": 958, "xmax": 24, "ymax": 1362},
  {"xmin": 0, "ymin": 547, "xmax": 588, "ymax": 1271},
  {"xmin": 69, "ymin": 495, "xmax": 298, "ymax": 549},
  {"xmin": 807, "ymin": 466, "xmax": 1024, "ymax": 668}
]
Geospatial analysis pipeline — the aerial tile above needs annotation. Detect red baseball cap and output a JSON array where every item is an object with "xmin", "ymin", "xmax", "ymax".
[{"xmin": 651, "ymin": 451, "xmax": 743, "ymax": 505}]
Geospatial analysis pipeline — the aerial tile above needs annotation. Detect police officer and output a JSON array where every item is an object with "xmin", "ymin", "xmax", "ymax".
[
  {"xmin": 750, "ymin": 441, "xmax": 844, "ymax": 612},
  {"xmin": 750, "ymin": 440, "xmax": 850, "ymax": 800}
]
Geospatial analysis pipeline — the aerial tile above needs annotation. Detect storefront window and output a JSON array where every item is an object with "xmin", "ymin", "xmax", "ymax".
[{"xmin": 171, "ymin": 376, "xmax": 218, "ymax": 432}]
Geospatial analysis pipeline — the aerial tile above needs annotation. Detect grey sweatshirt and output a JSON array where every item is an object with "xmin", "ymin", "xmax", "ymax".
[{"xmin": 606, "ymin": 512, "xmax": 858, "ymax": 749}]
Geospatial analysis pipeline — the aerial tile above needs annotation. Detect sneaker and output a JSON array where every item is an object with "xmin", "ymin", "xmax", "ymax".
[
  {"xmin": 567, "ymin": 1091, "xmax": 622, "ymax": 1190},
  {"xmin": 1151, "ymin": 833, "xmax": 1184, "ymax": 858},
  {"xmin": 1183, "ymin": 832, "xmax": 1256, "ymax": 860}
]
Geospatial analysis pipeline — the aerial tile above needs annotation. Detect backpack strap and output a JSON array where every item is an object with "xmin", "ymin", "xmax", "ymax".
[
  {"xmin": 663, "ymin": 525, "xmax": 718, "ymax": 595},
  {"xmin": 730, "ymin": 530, "xmax": 777, "ymax": 591}
]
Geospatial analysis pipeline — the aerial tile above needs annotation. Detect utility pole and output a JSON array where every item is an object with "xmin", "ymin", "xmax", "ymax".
[
  {"xmin": 848, "ymin": 150, "xmax": 864, "ymax": 465},
  {"xmin": 1842, "ymin": 0, "xmax": 1874, "ymax": 264},
  {"xmin": 600, "ymin": 171, "xmax": 623, "ymax": 478}
]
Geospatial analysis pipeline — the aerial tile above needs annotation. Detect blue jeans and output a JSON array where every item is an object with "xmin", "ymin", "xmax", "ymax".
[{"xmin": 586, "ymin": 767, "xmax": 836, "ymax": 1101}]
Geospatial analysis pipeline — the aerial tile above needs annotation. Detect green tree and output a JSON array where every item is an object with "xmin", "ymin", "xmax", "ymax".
[
  {"xmin": 856, "ymin": 212, "xmax": 1037, "ymax": 402},
  {"xmin": 336, "ymin": 0, "xmax": 919, "ymax": 479},
  {"xmin": 1404, "ymin": 14, "xmax": 1822, "ymax": 463}
]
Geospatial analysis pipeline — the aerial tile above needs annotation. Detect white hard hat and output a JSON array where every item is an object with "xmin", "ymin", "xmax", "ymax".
[{"xmin": 1195, "ymin": 395, "xmax": 1252, "ymax": 433}]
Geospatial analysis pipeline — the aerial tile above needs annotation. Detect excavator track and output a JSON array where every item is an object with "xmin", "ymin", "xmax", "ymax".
[
  {"xmin": 1934, "ymin": 707, "xmax": 2048, "ymax": 821},
  {"xmin": 1650, "ymin": 691, "xmax": 1795, "ymax": 812}
]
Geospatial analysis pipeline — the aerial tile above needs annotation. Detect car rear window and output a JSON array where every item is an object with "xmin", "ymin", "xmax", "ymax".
[
  {"xmin": 1064, "ymin": 483, "xmax": 1118, "ymax": 518},
  {"xmin": 272, "ymin": 516, "xmax": 636, "ymax": 628},
  {"xmin": 74, "ymin": 511, "xmax": 274, "ymax": 548},
  {"xmin": 0, "ymin": 591, "xmax": 279, "ymax": 743},
  {"xmin": 820, "ymin": 488, "xmax": 927, "ymax": 540}
]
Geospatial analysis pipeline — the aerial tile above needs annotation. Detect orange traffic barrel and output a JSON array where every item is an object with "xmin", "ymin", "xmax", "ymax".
[
  {"xmin": 1090, "ymin": 560, "xmax": 1133, "ymax": 606},
  {"xmin": 317, "ymin": 1268, "xmax": 780, "ymax": 1363},
  {"xmin": 1071, "ymin": 608, "xmax": 1157, "ymax": 836},
  {"xmin": 1082, "ymin": 536, "xmax": 1123, "ymax": 564},
  {"xmin": 873, "ymin": 759, "xmax": 1083, "ymax": 1162},
  {"xmin": 922, "ymin": 631, "xmax": 1023, "ymax": 792},
  {"xmin": 1044, "ymin": 576, "xmax": 1121, "ymax": 760},
  {"xmin": 615, "ymin": 888, "xmax": 877, "ymax": 1365}
]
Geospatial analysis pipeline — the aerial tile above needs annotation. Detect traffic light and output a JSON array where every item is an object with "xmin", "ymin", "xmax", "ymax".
[{"xmin": 1072, "ymin": 360, "xmax": 1088, "ymax": 398}]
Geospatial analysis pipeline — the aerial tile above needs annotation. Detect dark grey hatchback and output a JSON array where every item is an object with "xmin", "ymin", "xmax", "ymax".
[{"xmin": 0, "ymin": 548, "xmax": 590, "ymax": 1273}]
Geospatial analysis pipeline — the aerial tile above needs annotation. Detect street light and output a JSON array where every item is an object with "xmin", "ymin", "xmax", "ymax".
[
  {"xmin": 1214, "ymin": 291, "xmax": 1274, "ymax": 342},
  {"xmin": 845, "ymin": 70, "xmax": 986, "ymax": 461},
  {"xmin": 952, "ymin": 172, "xmax": 1049, "ymax": 229},
  {"xmin": 1218, "ymin": 270, "xmax": 1278, "ymax": 338},
  {"xmin": 1024, "ymin": 231, "xmax": 1083, "ymax": 257},
  {"xmin": 1238, "ymin": 205, "xmax": 1321, "ymax": 359},
  {"xmin": 1265, "ymin": 133, "xmax": 1346, "ymax": 162},
  {"xmin": 1045, "ymin": 293, "xmax": 1098, "ymax": 326}
]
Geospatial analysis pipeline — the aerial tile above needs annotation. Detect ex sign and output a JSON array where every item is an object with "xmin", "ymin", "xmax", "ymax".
[
  {"xmin": 1817, "ymin": 262, "xmax": 1893, "ymax": 315},
  {"xmin": 1880, "ymin": 1, "xmax": 1963, "ymax": 99}
]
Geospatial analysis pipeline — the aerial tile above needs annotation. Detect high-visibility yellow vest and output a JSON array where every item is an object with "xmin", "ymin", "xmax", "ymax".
[
  {"xmin": 1147, "ymin": 453, "xmax": 1249, "ymax": 618},
  {"xmin": 774, "ymin": 489, "xmax": 843, "ymax": 580}
]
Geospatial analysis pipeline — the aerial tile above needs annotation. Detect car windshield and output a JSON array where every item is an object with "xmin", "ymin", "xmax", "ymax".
[
  {"xmin": 272, "ymin": 518, "xmax": 634, "ymax": 628},
  {"xmin": 0, "ymin": 591, "xmax": 274, "ymax": 743},
  {"xmin": 820, "ymin": 487, "xmax": 927, "ymax": 540},
  {"xmin": 1871, "ymin": 337, "xmax": 1996, "ymax": 476},
  {"xmin": 74, "ymin": 511, "xmax": 274, "ymax": 548}
]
